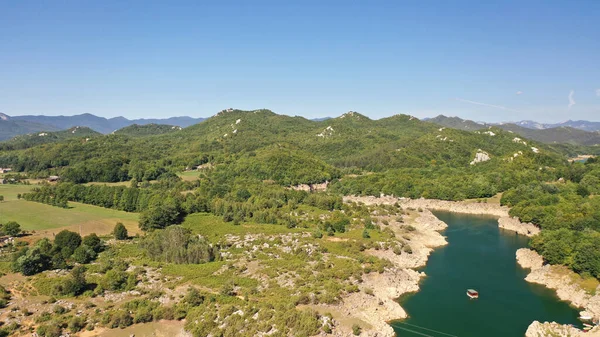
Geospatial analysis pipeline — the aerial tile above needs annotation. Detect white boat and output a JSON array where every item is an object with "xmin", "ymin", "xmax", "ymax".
[{"xmin": 467, "ymin": 289, "xmax": 479, "ymax": 299}]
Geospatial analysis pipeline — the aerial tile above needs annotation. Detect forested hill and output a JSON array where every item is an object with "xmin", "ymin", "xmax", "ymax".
[
  {"xmin": 427, "ymin": 115, "xmax": 600, "ymax": 146},
  {"xmin": 0, "ymin": 109, "xmax": 565, "ymax": 196},
  {"xmin": 0, "ymin": 126, "xmax": 101, "ymax": 151},
  {"xmin": 113, "ymin": 123, "xmax": 183, "ymax": 137}
]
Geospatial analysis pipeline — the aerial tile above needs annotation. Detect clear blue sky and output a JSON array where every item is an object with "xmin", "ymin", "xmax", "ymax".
[{"xmin": 1, "ymin": 0, "xmax": 599, "ymax": 122}]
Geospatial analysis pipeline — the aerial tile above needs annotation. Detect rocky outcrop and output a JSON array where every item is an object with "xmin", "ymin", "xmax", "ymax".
[
  {"xmin": 498, "ymin": 217, "xmax": 540, "ymax": 236},
  {"xmin": 516, "ymin": 248, "xmax": 544, "ymax": 270},
  {"xmin": 526, "ymin": 321, "xmax": 600, "ymax": 337},
  {"xmin": 470, "ymin": 149, "xmax": 491, "ymax": 165}
]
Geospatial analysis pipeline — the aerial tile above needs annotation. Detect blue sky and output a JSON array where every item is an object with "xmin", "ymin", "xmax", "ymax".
[{"xmin": 1, "ymin": 0, "xmax": 599, "ymax": 122}]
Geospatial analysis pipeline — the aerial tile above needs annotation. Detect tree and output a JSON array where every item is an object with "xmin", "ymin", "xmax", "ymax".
[
  {"xmin": 53, "ymin": 230, "xmax": 82, "ymax": 257},
  {"xmin": 72, "ymin": 245, "xmax": 97, "ymax": 264},
  {"xmin": 114, "ymin": 222, "xmax": 128, "ymax": 240},
  {"xmin": 2, "ymin": 221, "xmax": 21, "ymax": 237},
  {"xmin": 82, "ymin": 233, "xmax": 103, "ymax": 253},
  {"xmin": 138, "ymin": 201, "xmax": 180, "ymax": 231},
  {"xmin": 0, "ymin": 195, "xmax": 4, "ymax": 202}
]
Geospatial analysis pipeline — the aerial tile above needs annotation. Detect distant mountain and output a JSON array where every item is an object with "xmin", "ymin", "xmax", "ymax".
[
  {"xmin": 427, "ymin": 115, "xmax": 486, "ymax": 131},
  {"xmin": 113, "ymin": 123, "xmax": 183, "ymax": 137},
  {"xmin": 513, "ymin": 120, "xmax": 547, "ymax": 129},
  {"xmin": 427, "ymin": 115, "xmax": 600, "ymax": 146},
  {"xmin": 498, "ymin": 124, "xmax": 600, "ymax": 146},
  {"xmin": 511, "ymin": 120, "xmax": 600, "ymax": 132},
  {"xmin": 1, "ymin": 113, "xmax": 205, "ymax": 135},
  {"xmin": 0, "ymin": 126, "xmax": 101, "ymax": 150},
  {"xmin": 0, "ymin": 113, "xmax": 62, "ymax": 141}
]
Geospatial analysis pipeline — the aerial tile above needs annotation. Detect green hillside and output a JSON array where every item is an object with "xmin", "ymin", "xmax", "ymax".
[
  {"xmin": 0, "ymin": 126, "xmax": 101, "ymax": 150},
  {"xmin": 427, "ymin": 115, "xmax": 600, "ymax": 146},
  {"xmin": 113, "ymin": 123, "xmax": 183, "ymax": 137}
]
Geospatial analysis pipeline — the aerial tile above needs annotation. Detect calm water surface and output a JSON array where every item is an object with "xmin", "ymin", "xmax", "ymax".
[{"xmin": 391, "ymin": 211, "xmax": 580, "ymax": 337}]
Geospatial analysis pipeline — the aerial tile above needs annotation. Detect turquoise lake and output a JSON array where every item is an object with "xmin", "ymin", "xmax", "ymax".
[{"xmin": 391, "ymin": 211, "xmax": 581, "ymax": 337}]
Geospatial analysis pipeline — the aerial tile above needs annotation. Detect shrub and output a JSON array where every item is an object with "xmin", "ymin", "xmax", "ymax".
[
  {"xmin": 403, "ymin": 245, "xmax": 413, "ymax": 254},
  {"xmin": 68, "ymin": 316, "xmax": 86, "ymax": 333},
  {"xmin": 362, "ymin": 229, "xmax": 370, "ymax": 239},
  {"xmin": 352, "ymin": 324, "xmax": 362, "ymax": 335}
]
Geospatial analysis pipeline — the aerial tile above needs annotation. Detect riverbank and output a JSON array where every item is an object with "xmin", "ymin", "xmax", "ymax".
[
  {"xmin": 344, "ymin": 196, "xmax": 540, "ymax": 237},
  {"xmin": 517, "ymin": 249, "xmax": 600, "ymax": 336},
  {"xmin": 314, "ymin": 205, "xmax": 448, "ymax": 337}
]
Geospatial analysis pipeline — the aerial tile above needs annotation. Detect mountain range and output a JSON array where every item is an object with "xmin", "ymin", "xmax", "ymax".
[
  {"xmin": 0, "ymin": 112, "xmax": 205, "ymax": 140},
  {"xmin": 426, "ymin": 115, "xmax": 600, "ymax": 146},
  {"xmin": 2, "ymin": 111, "xmax": 600, "ymax": 147}
]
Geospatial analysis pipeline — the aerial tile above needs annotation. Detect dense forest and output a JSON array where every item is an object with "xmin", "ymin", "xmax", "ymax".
[{"xmin": 501, "ymin": 158, "xmax": 600, "ymax": 277}]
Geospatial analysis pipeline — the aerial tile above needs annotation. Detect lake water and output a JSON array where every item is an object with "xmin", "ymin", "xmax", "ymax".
[{"xmin": 391, "ymin": 211, "xmax": 581, "ymax": 337}]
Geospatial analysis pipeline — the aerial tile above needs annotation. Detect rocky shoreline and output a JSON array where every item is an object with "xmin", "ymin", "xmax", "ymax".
[
  {"xmin": 341, "ymin": 195, "xmax": 597, "ymax": 337},
  {"xmin": 319, "ymin": 200, "xmax": 448, "ymax": 337},
  {"xmin": 517, "ymin": 248, "xmax": 600, "ymax": 337},
  {"xmin": 344, "ymin": 196, "xmax": 540, "ymax": 237}
]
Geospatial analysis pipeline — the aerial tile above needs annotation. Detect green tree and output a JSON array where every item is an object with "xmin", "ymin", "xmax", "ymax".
[
  {"xmin": 53, "ymin": 230, "xmax": 82, "ymax": 257},
  {"xmin": 72, "ymin": 245, "xmax": 97, "ymax": 264},
  {"xmin": 113, "ymin": 222, "xmax": 128, "ymax": 240},
  {"xmin": 82, "ymin": 233, "xmax": 103, "ymax": 253},
  {"xmin": 2, "ymin": 221, "xmax": 21, "ymax": 237}
]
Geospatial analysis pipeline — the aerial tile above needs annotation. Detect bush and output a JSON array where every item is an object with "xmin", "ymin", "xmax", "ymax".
[
  {"xmin": 68, "ymin": 316, "xmax": 86, "ymax": 333},
  {"xmin": 362, "ymin": 229, "xmax": 370, "ymax": 239},
  {"xmin": 393, "ymin": 245, "xmax": 402, "ymax": 255},
  {"xmin": 36, "ymin": 324, "xmax": 62, "ymax": 337},
  {"xmin": 101, "ymin": 270, "xmax": 128, "ymax": 291},
  {"xmin": 352, "ymin": 324, "xmax": 362, "ymax": 335},
  {"xmin": 403, "ymin": 245, "xmax": 413, "ymax": 254}
]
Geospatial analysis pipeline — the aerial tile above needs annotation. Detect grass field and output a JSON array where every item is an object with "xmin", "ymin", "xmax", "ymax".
[
  {"xmin": 0, "ymin": 184, "xmax": 34, "ymax": 200},
  {"xmin": 0, "ymin": 198, "xmax": 140, "ymax": 237},
  {"xmin": 177, "ymin": 171, "xmax": 201, "ymax": 182},
  {"xmin": 182, "ymin": 213, "xmax": 304, "ymax": 240}
]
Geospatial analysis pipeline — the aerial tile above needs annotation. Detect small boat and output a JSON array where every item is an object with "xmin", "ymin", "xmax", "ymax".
[
  {"xmin": 580, "ymin": 315, "xmax": 593, "ymax": 321},
  {"xmin": 467, "ymin": 289, "xmax": 479, "ymax": 299},
  {"xmin": 583, "ymin": 323, "xmax": 594, "ymax": 328}
]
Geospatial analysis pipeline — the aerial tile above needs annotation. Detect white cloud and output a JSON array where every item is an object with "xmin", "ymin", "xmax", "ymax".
[
  {"xmin": 516, "ymin": 91, "xmax": 523, "ymax": 95},
  {"xmin": 455, "ymin": 98, "xmax": 520, "ymax": 112},
  {"xmin": 568, "ymin": 90, "xmax": 576, "ymax": 109}
]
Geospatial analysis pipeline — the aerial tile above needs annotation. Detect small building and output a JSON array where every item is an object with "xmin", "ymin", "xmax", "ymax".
[
  {"xmin": 47, "ymin": 175, "xmax": 60, "ymax": 182},
  {"xmin": 0, "ymin": 168, "xmax": 12, "ymax": 174}
]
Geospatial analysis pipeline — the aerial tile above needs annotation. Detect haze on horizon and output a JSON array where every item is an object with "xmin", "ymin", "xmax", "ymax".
[{"xmin": 1, "ymin": 1, "xmax": 599, "ymax": 123}]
